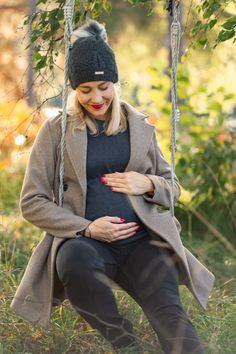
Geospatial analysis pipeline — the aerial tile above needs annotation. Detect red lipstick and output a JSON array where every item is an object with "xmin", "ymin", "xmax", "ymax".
[{"xmin": 91, "ymin": 103, "xmax": 104, "ymax": 110}]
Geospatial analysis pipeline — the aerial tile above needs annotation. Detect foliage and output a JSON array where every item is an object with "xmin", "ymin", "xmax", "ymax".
[
  {"xmin": 135, "ymin": 60, "xmax": 236, "ymax": 246},
  {"xmin": 0, "ymin": 100, "xmax": 44, "ymax": 160},
  {"xmin": 174, "ymin": 65, "xmax": 236, "ymax": 244},
  {"xmin": 177, "ymin": 137, "xmax": 236, "ymax": 244},
  {"xmin": 26, "ymin": 0, "xmax": 159, "ymax": 73},
  {"xmin": 191, "ymin": 0, "xmax": 236, "ymax": 48},
  {"xmin": 24, "ymin": 0, "xmax": 115, "ymax": 73},
  {"xmin": 23, "ymin": 0, "xmax": 235, "ymax": 79}
]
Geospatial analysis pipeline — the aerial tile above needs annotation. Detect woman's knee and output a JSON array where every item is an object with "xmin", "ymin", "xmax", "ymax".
[
  {"xmin": 56, "ymin": 237, "xmax": 112, "ymax": 285},
  {"xmin": 55, "ymin": 238, "xmax": 106, "ymax": 282}
]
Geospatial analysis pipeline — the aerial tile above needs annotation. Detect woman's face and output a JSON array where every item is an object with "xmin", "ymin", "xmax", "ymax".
[{"xmin": 75, "ymin": 81, "xmax": 114, "ymax": 120}]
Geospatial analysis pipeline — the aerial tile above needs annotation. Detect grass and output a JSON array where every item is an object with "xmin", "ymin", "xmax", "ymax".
[{"xmin": 1, "ymin": 169, "xmax": 236, "ymax": 353}]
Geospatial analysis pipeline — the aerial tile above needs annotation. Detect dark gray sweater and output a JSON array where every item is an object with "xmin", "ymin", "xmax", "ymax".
[{"xmin": 85, "ymin": 118, "xmax": 148, "ymax": 244}]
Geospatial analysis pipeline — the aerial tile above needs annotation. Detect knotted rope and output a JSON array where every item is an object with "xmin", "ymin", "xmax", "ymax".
[
  {"xmin": 168, "ymin": 0, "xmax": 181, "ymax": 217},
  {"xmin": 58, "ymin": 0, "xmax": 75, "ymax": 207}
]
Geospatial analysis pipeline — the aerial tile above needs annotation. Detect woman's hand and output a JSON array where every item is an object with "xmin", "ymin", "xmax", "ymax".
[
  {"xmin": 85, "ymin": 216, "xmax": 140, "ymax": 243},
  {"xmin": 100, "ymin": 171, "xmax": 155, "ymax": 196}
]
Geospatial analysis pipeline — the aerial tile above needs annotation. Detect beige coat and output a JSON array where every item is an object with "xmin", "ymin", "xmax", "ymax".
[{"xmin": 10, "ymin": 100, "xmax": 215, "ymax": 329}]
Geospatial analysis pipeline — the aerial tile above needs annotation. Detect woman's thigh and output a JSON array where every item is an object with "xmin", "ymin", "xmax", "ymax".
[
  {"xmin": 56, "ymin": 237, "xmax": 118, "ymax": 283},
  {"xmin": 115, "ymin": 239, "xmax": 181, "ymax": 308}
]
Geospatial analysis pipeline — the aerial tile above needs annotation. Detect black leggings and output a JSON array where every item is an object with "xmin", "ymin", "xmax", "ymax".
[{"xmin": 56, "ymin": 234, "xmax": 205, "ymax": 354}]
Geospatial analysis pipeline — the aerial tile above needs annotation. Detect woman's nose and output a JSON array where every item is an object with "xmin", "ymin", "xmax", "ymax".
[{"xmin": 91, "ymin": 89, "xmax": 103, "ymax": 103}]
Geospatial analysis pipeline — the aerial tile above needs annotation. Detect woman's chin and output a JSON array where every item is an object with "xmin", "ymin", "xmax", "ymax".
[{"xmin": 88, "ymin": 106, "xmax": 110, "ymax": 119}]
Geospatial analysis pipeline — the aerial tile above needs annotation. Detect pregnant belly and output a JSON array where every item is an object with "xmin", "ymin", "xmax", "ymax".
[{"xmin": 85, "ymin": 181, "xmax": 146, "ymax": 232}]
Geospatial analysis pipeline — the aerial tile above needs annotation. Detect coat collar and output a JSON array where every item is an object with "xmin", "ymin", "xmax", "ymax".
[{"xmin": 65, "ymin": 100, "xmax": 155, "ymax": 196}]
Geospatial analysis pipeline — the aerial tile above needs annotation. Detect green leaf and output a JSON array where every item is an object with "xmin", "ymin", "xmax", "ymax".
[
  {"xmin": 57, "ymin": 8, "xmax": 64, "ymax": 21},
  {"xmin": 35, "ymin": 56, "xmax": 47, "ymax": 70},
  {"xmin": 224, "ymin": 94, "xmax": 235, "ymax": 100},
  {"xmin": 218, "ymin": 30, "xmax": 235, "ymax": 42},
  {"xmin": 103, "ymin": 0, "xmax": 112, "ymax": 13},
  {"xmin": 49, "ymin": 17, "xmax": 60, "ymax": 32},
  {"xmin": 208, "ymin": 19, "xmax": 217, "ymax": 30},
  {"xmin": 23, "ymin": 16, "xmax": 30, "ymax": 26},
  {"xmin": 179, "ymin": 158, "xmax": 187, "ymax": 167},
  {"xmin": 222, "ymin": 17, "xmax": 236, "ymax": 31},
  {"xmin": 192, "ymin": 112, "xmax": 210, "ymax": 118},
  {"xmin": 203, "ymin": 1, "xmax": 221, "ymax": 19},
  {"xmin": 41, "ymin": 11, "xmax": 48, "ymax": 22},
  {"xmin": 191, "ymin": 20, "xmax": 203, "ymax": 36},
  {"xmin": 32, "ymin": 51, "xmax": 43, "ymax": 62},
  {"xmin": 202, "ymin": 1, "xmax": 209, "ymax": 11},
  {"xmin": 198, "ymin": 37, "xmax": 207, "ymax": 46},
  {"xmin": 31, "ymin": 28, "xmax": 41, "ymax": 43},
  {"xmin": 42, "ymin": 31, "xmax": 53, "ymax": 40}
]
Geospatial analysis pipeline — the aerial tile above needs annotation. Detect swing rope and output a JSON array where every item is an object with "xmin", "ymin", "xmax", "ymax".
[
  {"xmin": 168, "ymin": 0, "xmax": 181, "ymax": 217},
  {"xmin": 59, "ymin": 0, "xmax": 75, "ymax": 207},
  {"xmin": 59, "ymin": 1, "xmax": 181, "ymax": 218}
]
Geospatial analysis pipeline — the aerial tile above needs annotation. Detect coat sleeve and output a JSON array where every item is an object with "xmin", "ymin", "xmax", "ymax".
[
  {"xmin": 20, "ymin": 118, "xmax": 92, "ymax": 238},
  {"xmin": 142, "ymin": 131, "xmax": 181, "ymax": 207}
]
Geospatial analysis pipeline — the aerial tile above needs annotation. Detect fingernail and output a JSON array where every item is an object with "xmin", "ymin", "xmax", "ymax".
[
  {"xmin": 109, "ymin": 187, "xmax": 113, "ymax": 190},
  {"xmin": 100, "ymin": 177, "xmax": 107, "ymax": 184},
  {"xmin": 120, "ymin": 218, "xmax": 125, "ymax": 222}
]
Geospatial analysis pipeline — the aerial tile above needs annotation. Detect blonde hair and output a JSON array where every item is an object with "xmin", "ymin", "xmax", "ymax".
[{"xmin": 66, "ymin": 83, "xmax": 127, "ymax": 136}]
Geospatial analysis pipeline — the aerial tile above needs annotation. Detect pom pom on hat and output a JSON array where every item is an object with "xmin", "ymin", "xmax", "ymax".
[
  {"xmin": 68, "ymin": 19, "xmax": 119, "ymax": 90},
  {"xmin": 73, "ymin": 19, "xmax": 108, "ymax": 43}
]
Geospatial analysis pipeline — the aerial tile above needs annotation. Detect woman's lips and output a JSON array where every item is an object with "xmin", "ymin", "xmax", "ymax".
[{"xmin": 91, "ymin": 103, "xmax": 104, "ymax": 110}]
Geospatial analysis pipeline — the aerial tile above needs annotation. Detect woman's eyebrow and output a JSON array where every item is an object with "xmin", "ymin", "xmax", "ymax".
[{"xmin": 79, "ymin": 81, "xmax": 107, "ymax": 88}]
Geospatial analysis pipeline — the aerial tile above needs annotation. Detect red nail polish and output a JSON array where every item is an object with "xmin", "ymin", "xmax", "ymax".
[
  {"xmin": 109, "ymin": 187, "xmax": 113, "ymax": 190},
  {"xmin": 120, "ymin": 218, "xmax": 125, "ymax": 222}
]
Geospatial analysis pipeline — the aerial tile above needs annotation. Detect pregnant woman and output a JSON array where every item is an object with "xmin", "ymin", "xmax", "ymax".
[{"xmin": 11, "ymin": 20, "xmax": 214, "ymax": 354}]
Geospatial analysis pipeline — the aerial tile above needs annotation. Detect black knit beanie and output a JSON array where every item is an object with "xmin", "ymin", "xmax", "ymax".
[{"xmin": 68, "ymin": 20, "xmax": 119, "ymax": 90}]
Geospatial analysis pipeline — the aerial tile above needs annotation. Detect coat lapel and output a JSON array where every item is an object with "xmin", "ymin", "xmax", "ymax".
[{"xmin": 65, "ymin": 100, "xmax": 155, "ymax": 198}]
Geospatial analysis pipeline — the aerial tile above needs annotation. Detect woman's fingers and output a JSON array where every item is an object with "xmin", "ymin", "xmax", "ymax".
[
  {"xmin": 113, "ymin": 225, "xmax": 140, "ymax": 238},
  {"xmin": 91, "ymin": 216, "xmax": 140, "ymax": 242},
  {"xmin": 113, "ymin": 222, "xmax": 138, "ymax": 230},
  {"xmin": 113, "ymin": 229, "xmax": 138, "ymax": 240},
  {"xmin": 104, "ymin": 216, "xmax": 125, "ymax": 223}
]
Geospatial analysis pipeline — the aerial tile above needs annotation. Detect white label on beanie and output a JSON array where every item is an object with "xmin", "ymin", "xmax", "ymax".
[{"xmin": 95, "ymin": 71, "xmax": 104, "ymax": 75}]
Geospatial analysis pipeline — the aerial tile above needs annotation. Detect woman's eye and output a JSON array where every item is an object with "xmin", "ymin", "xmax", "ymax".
[{"xmin": 82, "ymin": 87, "xmax": 108, "ymax": 94}]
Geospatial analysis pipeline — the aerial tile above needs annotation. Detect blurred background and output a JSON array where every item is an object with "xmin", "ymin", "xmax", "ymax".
[{"xmin": 0, "ymin": 1, "xmax": 236, "ymax": 353}]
